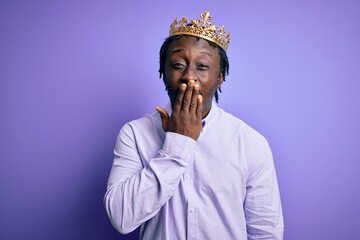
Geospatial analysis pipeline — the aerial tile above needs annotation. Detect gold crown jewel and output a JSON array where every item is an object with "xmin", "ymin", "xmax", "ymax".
[{"xmin": 169, "ymin": 11, "xmax": 230, "ymax": 51}]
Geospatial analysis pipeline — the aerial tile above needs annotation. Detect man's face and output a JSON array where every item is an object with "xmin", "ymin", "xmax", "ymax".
[{"xmin": 164, "ymin": 36, "xmax": 223, "ymax": 119}]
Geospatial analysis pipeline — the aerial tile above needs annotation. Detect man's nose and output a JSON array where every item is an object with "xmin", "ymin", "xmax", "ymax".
[{"xmin": 181, "ymin": 67, "xmax": 198, "ymax": 83}]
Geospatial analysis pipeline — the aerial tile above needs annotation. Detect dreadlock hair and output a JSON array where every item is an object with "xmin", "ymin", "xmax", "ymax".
[{"xmin": 159, "ymin": 35, "xmax": 229, "ymax": 103}]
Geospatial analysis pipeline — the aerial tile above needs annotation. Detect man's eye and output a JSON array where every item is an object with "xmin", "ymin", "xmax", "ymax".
[
  {"xmin": 172, "ymin": 63, "xmax": 185, "ymax": 69},
  {"xmin": 197, "ymin": 64, "xmax": 209, "ymax": 70}
]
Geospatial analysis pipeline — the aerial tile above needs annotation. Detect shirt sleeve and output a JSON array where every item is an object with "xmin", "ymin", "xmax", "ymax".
[
  {"xmin": 244, "ymin": 141, "xmax": 284, "ymax": 240},
  {"xmin": 104, "ymin": 123, "xmax": 196, "ymax": 234}
]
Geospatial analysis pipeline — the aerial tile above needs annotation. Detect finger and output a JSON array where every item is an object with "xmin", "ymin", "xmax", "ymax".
[
  {"xmin": 181, "ymin": 80, "xmax": 195, "ymax": 111},
  {"xmin": 196, "ymin": 95, "xmax": 203, "ymax": 119},
  {"xmin": 155, "ymin": 106, "xmax": 169, "ymax": 131},
  {"xmin": 173, "ymin": 83, "xmax": 186, "ymax": 114},
  {"xmin": 189, "ymin": 83, "xmax": 199, "ymax": 115}
]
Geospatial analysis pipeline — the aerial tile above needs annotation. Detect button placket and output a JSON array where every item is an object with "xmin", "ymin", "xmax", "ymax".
[{"xmin": 187, "ymin": 207, "xmax": 197, "ymax": 239}]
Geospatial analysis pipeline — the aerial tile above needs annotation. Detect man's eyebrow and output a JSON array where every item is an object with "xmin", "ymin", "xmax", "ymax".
[
  {"xmin": 170, "ymin": 49, "xmax": 212, "ymax": 57},
  {"xmin": 199, "ymin": 51, "xmax": 212, "ymax": 57},
  {"xmin": 171, "ymin": 48, "xmax": 184, "ymax": 54}
]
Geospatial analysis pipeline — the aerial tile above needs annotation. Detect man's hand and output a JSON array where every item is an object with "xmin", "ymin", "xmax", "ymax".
[{"xmin": 156, "ymin": 80, "xmax": 203, "ymax": 141}]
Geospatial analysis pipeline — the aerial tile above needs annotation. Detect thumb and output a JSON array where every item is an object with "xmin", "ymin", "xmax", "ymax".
[{"xmin": 155, "ymin": 106, "xmax": 169, "ymax": 131}]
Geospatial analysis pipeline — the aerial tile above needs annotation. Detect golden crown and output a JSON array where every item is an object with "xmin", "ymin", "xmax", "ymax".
[{"xmin": 169, "ymin": 11, "xmax": 230, "ymax": 51}]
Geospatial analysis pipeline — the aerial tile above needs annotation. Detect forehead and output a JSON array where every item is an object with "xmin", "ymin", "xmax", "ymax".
[{"xmin": 167, "ymin": 36, "xmax": 220, "ymax": 59}]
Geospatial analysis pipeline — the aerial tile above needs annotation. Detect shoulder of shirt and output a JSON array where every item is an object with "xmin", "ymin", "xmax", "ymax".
[
  {"xmin": 120, "ymin": 111, "xmax": 161, "ymax": 132},
  {"xmin": 217, "ymin": 106, "xmax": 269, "ymax": 146}
]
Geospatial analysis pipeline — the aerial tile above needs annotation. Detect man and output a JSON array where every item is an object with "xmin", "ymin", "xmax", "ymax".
[{"xmin": 104, "ymin": 11, "xmax": 283, "ymax": 239}]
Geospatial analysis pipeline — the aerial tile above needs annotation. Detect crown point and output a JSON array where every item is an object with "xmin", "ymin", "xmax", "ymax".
[
  {"xmin": 191, "ymin": 20, "xmax": 199, "ymax": 27},
  {"xmin": 200, "ymin": 11, "xmax": 212, "ymax": 21},
  {"xmin": 180, "ymin": 17, "xmax": 188, "ymax": 26}
]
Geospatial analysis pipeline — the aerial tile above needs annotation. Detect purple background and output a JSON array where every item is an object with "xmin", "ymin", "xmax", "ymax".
[{"xmin": 1, "ymin": 1, "xmax": 359, "ymax": 239}]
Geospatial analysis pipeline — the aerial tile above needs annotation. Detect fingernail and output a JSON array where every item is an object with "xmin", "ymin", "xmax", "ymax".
[{"xmin": 181, "ymin": 83, "xmax": 186, "ymax": 89}]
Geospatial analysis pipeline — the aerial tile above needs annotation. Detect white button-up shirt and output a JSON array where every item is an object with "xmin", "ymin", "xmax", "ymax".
[{"xmin": 104, "ymin": 102, "xmax": 283, "ymax": 239}]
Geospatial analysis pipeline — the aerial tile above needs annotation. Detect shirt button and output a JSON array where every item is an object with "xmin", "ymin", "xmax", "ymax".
[
  {"xmin": 185, "ymin": 174, "xmax": 191, "ymax": 180},
  {"xmin": 189, "ymin": 208, "xmax": 195, "ymax": 214}
]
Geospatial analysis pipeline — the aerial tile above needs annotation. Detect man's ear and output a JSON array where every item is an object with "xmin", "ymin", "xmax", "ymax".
[{"xmin": 218, "ymin": 72, "xmax": 224, "ymax": 87}]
